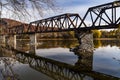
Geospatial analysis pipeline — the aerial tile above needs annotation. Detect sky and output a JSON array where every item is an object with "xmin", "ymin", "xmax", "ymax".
[
  {"xmin": 52, "ymin": 0, "xmax": 114, "ymax": 18},
  {"xmin": 1, "ymin": 0, "xmax": 115, "ymax": 22},
  {"xmin": 37, "ymin": 0, "xmax": 115, "ymax": 22}
]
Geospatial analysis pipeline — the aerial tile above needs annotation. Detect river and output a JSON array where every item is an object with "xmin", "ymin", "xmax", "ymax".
[{"xmin": 0, "ymin": 40, "xmax": 120, "ymax": 80}]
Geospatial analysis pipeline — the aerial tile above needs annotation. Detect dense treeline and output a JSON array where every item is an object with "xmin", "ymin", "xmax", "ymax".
[
  {"xmin": 93, "ymin": 27, "xmax": 120, "ymax": 38},
  {"xmin": 37, "ymin": 31, "xmax": 75, "ymax": 39},
  {"xmin": 17, "ymin": 27, "xmax": 120, "ymax": 39},
  {"xmin": 37, "ymin": 27, "xmax": 120, "ymax": 39},
  {"xmin": 17, "ymin": 31, "xmax": 75, "ymax": 39}
]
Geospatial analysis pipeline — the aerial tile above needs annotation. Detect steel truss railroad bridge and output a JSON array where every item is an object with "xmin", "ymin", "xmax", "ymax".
[{"xmin": 2, "ymin": 1, "xmax": 120, "ymax": 35}]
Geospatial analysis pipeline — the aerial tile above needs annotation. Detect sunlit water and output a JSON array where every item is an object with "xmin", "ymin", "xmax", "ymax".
[{"xmin": 0, "ymin": 40, "xmax": 120, "ymax": 80}]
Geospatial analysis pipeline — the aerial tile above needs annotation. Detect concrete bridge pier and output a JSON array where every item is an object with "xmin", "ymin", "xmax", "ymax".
[
  {"xmin": 29, "ymin": 33, "xmax": 37, "ymax": 54},
  {"xmin": 0, "ymin": 35, "xmax": 7, "ymax": 47},
  {"xmin": 5, "ymin": 35, "xmax": 17, "ymax": 49},
  {"xmin": 74, "ymin": 30, "xmax": 94, "ymax": 52},
  {"xmin": 0, "ymin": 35, "xmax": 6, "ymax": 44}
]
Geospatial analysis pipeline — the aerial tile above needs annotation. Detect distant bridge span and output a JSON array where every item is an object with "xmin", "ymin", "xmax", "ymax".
[{"xmin": 4, "ymin": 1, "xmax": 120, "ymax": 35}]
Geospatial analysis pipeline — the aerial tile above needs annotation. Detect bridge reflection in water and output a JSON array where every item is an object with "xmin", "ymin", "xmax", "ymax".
[{"xmin": 0, "ymin": 45, "xmax": 119, "ymax": 80}]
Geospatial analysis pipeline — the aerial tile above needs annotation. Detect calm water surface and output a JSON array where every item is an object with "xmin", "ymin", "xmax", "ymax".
[{"xmin": 0, "ymin": 40, "xmax": 120, "ymax": 80}]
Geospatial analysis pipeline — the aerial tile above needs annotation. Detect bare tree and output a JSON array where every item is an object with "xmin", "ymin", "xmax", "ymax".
[{"xmin": 0, "ymin": 0, "xmax": 56, "ymax": 22}]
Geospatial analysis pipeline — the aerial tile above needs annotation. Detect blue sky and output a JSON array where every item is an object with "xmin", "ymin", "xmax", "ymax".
[
  {"xmin": 50, "ymin": 0, "xmax": 115, "ymax": 17},
  {"xmin": 56, "ymin": 0, "xmax": 114, "ymax": 9}
]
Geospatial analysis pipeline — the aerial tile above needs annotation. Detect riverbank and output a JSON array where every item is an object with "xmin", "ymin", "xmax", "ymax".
[
  {"xmin": 17, "ymin": 38, "xmax": 77, "ymax": 41},
  {"xmin": 17, "ymin": 38, "xmax": 120, "ymax": 41},
  {"xmin": 94, "ymin": 38, "xmax": 120, "ymax": 40}
]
